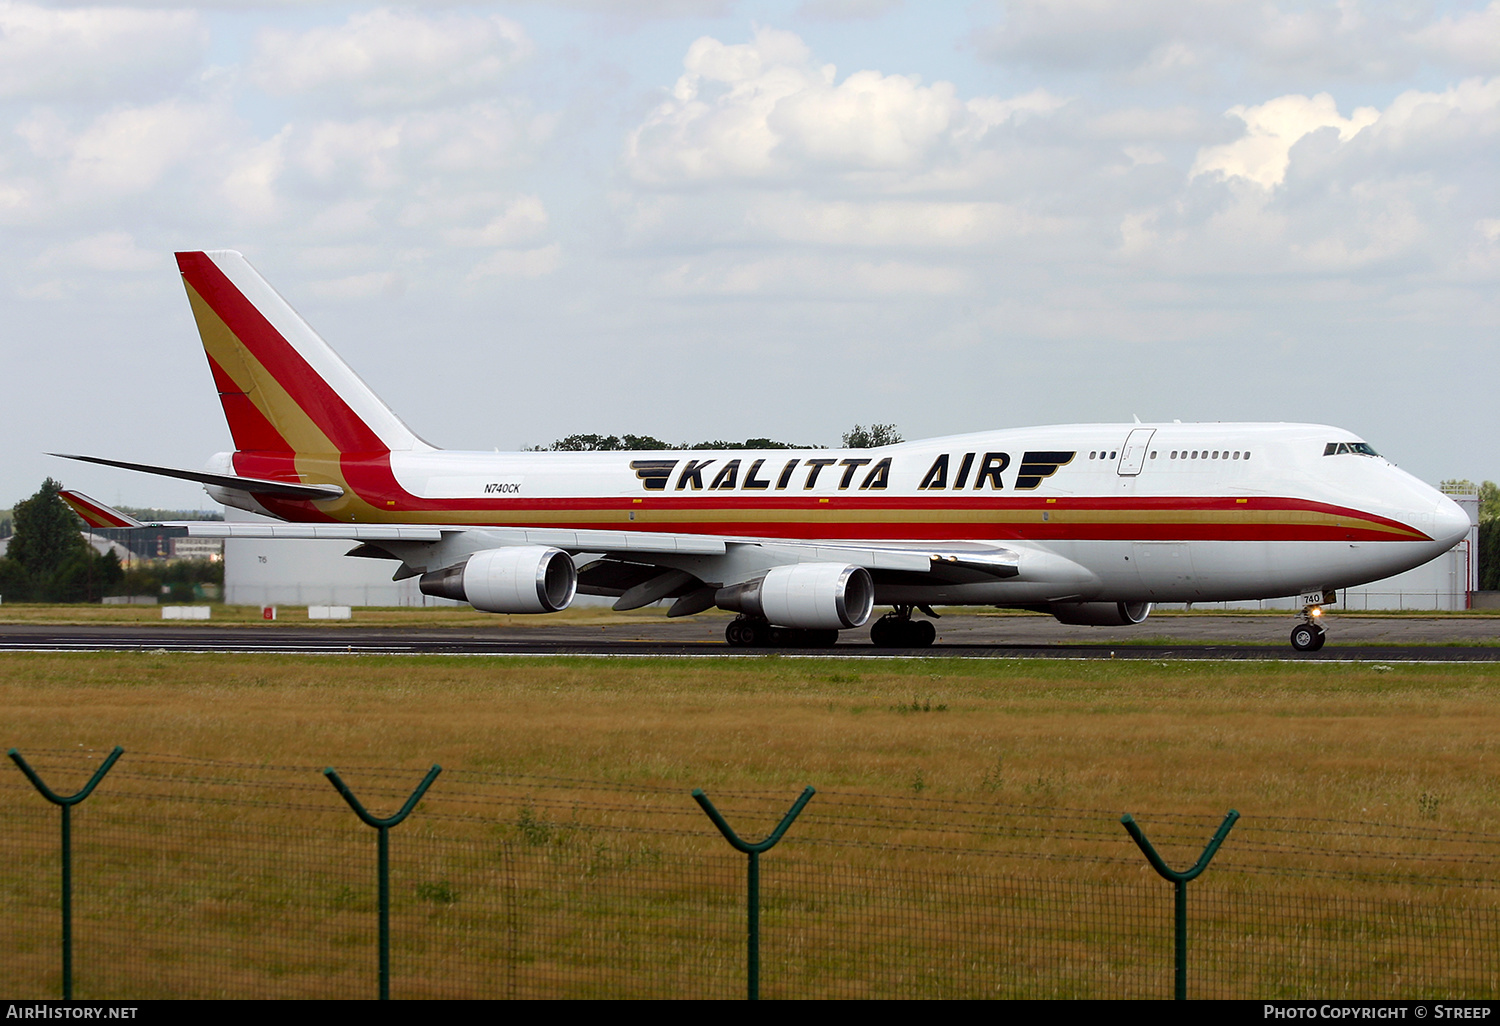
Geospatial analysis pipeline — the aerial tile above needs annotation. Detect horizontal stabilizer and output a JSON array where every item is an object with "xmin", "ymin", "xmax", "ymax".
[
  {"xmin": 58, "ymin": 491, "xmax": 145, "ymax": 529},
  {"xmin": 50, "ymin": 454, "xmax": 344, "ymax": 501}
]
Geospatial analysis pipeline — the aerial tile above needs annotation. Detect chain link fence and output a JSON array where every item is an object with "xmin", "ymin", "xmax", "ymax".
[{"xmin": 4, "ymin": 749, "xmax": 1498, "ymax": 999}]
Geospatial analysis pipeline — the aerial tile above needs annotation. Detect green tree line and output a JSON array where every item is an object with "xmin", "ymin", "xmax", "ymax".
[{"xmin": 528, "ymin": 423, "xmax": 903, "ymax": 451}]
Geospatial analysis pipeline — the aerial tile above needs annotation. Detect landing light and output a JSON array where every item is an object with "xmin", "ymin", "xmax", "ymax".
[{"xmin": 1309, "ymin": 606, "xmax": 1323, "ymax": 618}]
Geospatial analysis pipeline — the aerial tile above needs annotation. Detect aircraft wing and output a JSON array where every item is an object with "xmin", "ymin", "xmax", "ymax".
[
  {"xmin": 58, "ymin": 490, "xmax": 1015, "ymax": 578},
  {"xmin": 162, "ymin": 520, "xmax": 1016, "ymax": 573}
]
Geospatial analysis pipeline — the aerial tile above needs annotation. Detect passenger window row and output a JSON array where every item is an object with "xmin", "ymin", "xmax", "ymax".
[
  {"xmin": 1169, "ymin": 450, "xmax": 1250, "ymax": 461},
  {"xmin": 1086, "ymin": 448, "xmax": 1252, "ymax": 461}
]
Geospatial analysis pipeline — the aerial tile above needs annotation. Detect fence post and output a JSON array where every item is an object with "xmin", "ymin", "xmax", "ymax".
[
  {"xmin": 692, "ymin": 786, "xmax": 814, "ymax": 1000},
  {"xmin": 324, "ymin": 764, "xmax": 441, "ymax": 1001},
  {"xmin": 8, "ymin": 746, "xmax": 124, "ymax": 1001},
  {"xmin": 1120, "ymin": 810, "xmax": 1238, "ymax": 1000}
]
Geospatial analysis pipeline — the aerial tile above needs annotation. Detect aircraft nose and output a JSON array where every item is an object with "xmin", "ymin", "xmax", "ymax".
[{"xmin": 1432, "ymin": 494, "xmax": 1472, "ymax": 548}]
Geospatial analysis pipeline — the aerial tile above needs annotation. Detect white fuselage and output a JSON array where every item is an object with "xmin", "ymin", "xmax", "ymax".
[{"xmin": 217, "ymin": 421, "xmax": 1470, "ymax": 607}]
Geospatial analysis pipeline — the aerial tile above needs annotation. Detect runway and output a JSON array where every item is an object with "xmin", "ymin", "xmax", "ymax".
[{"xmin": 1, "ymin": 614, "xmax": 1496, "ymax": 660}]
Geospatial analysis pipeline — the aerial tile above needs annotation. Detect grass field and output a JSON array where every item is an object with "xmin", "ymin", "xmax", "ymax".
[
  {"xmin": 4, "ymin": 652, "xmax": 1499, "ymax": 997},
  {"xmin": 3, "ymin": 652, "xmax": 1498, "ymax": 837}
]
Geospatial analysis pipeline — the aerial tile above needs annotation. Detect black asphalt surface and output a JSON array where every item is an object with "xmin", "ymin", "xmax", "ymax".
[{"xmin": 1, "ymin": 614, "xmax": 1497, "ymax": 660}]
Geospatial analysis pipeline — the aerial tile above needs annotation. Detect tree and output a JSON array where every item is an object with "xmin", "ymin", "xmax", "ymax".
[
  {"xmin": 0, "ymin": 478, "xmax": 123, "ymax": 602},
  {"xmin": 842, "ymin": 423, "xmax": 903, "ymax": 448},
  {"xmin": 1481, "ymin": 521, "xmax": 1499, "ymax": 592},
  {"xmin": 1440, "ymin": 479, "xmax": 1500, "ymax": 592},
  {"xmin": 530, "ymin": 433, "xmax": 814, "ymax": 451},
  {"xmin": 5, "ymin": 478, "xmax": 88, "ymax": 591},
  {"xmin": 1481, "ymin": 481, "xmax": 1500, "ymax": 523}
]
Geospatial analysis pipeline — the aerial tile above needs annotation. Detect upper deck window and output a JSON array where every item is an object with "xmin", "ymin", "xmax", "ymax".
[{"xmin": 1323, "ymin": 441, "xmax": 1380, "ymax": 457}]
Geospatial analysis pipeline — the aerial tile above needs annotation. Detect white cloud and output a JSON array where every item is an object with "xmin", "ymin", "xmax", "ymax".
[
  {"xmin": 652, "ymin": 252, "xmax": 965, "ymax": 296},
  {"xmin": 466, "ymin": 243, "xmax": 562, "ymax": 280},
  {"xmin": 746, "ymin": 197, "xmax": 1048, "ymax": 247},
  {"xmin": 0, "ymin": 2, "xmax": 205, "ymax": 101},
  {"xmin": 307, "ymin": 270, "xmax": 405, "ymax": 300},
  {"xmin": 1191, "ymin": 93, "xmax": 1378, "ymax": 188},
  {"xmin": 797, "ymin": 0, "xmax": 903, "ymax": 21},
  {"xmin": 250, "ymin": 7, "xmax": 532, "ymax": 109},
  {"xmin": 626, "ymin": 26, "xmax": 1063, "ymax": 184},
  {"xmin": 1416, "ymin": 2, "xmax": 1500, "ymax": 73},
  {"xmin": 443, "ymin": 195, "xmax": 548, "ymax": 247},
  {"xmin": 9, "ymin": 99, "xmax": 239, "ymax": 211},
  {"xmin": 221, "ymin": 132, "xmax": 287, "ymax": 223},
  {"xmin": 1192, "ymin": 79, "xmax": 1500, "ymax": 189},
  {"xmin": 1366, "ymin": 77, "xmax": 1500, "ymax": 146},
  {"xmin": 35, "ymin": 231, "xmax": 160, "ymax": 272},
  {"xmin": 973, "ymin": 0, "xmax": 1411, "ymax": 82}
]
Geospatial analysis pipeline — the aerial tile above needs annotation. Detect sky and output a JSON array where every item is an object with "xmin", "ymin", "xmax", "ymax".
[{"xmin": 1, "ymin": 0, "xmax": 1496, "ymax": 510}]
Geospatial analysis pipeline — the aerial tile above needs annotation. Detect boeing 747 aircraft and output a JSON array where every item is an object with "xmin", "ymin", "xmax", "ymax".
[{"xmin": 56, "ymin": 250, "xmax": 1469, "ymax": 651}]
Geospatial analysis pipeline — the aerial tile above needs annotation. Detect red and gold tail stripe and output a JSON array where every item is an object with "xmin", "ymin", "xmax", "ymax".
[{"xmin": 59, "ymin": 492, "xmax": 136, "ymax": 529}]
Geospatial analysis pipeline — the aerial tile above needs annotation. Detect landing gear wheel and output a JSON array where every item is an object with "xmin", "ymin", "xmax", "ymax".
[
  {"xmin": 726, "ymin": 617, "xmax": 771, "ymax": 647},
  {"xmin": 726, "ymin": 618, "xmax": 751, "ymax": 646},
  {"xmin": 1290, "ymin": 623, "xmax": 1326, "ymax": 652},
  {"xmin": 870, "ymin": 608, "xmax": 936, "ymax": 648}
]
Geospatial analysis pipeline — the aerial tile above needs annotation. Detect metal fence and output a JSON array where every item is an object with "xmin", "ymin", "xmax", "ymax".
[{"xmin": 4, "ymin": 749, "xmax": 1498, "ymax": 1000}]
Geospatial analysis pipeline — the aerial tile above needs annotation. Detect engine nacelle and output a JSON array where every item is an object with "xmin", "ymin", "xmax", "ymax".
[
  {"xmin": 1048, "ymin": 601, "xmax": 1153, "ymax": 626},
  {"xmin": 419, "ymin": 546, "xmax": 577, "ymax": 614},
  {"xmin": 716, "ymin": 563, "xmax": 874, "ymax": 629}
]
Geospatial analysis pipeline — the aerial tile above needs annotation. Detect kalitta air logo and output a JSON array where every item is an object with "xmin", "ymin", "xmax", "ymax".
[
  {"xmin": 631, "ymin": 451, "xmax": 1074, "ymax": 492},
  {"xmin": 917, "ymin": 451, "xmax": 1074, "ymax": 490}
]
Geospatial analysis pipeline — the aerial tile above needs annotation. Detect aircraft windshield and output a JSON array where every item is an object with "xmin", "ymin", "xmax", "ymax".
[{"xmin": 1323, "ymin": 441, "xmax": 1380, "ymax": 457}]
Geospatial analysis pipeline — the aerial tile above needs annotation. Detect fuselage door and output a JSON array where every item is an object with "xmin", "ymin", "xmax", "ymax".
[{"xmin": 1117, "ymin": 428, "xmax": 1155, "ymax": 476}]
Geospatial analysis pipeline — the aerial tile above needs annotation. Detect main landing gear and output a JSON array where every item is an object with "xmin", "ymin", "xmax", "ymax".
[
  {"xmin": 1289, "ymin": 605, "xmax": 1327, "ymax": 652},
  {"xmin": 724, "ymin": 616, "xmax": 840, "ymax": 648},
  {"xmin": 869, "ymin": 606, "xmax": 938, "ymax": 648}
]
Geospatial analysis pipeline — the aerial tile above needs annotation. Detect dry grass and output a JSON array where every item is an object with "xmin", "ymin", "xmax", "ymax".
[
  {"xmin": 3, "ymin": 653, "xmax": 1499, "ymax": 824},
  {"xmin": 4, "ymin": 653, "xmax": 1500, "ymax": 998}
]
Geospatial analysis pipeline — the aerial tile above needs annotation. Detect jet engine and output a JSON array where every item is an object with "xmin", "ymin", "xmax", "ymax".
[
  {"xmin": 1047, "ymin": 601, "xmax": 1153, "ymax": 626},
  {"xmin": 419, "ymin": 546, "xmax": 577, "ymax": 613},
  {"xmin": 715, "ymin": 563, "xmax": 874, "ymax": 629}
]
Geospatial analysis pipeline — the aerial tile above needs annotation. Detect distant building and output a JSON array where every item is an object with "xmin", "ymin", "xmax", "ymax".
[
  {"xmin": 222, "ymin": 510, "xmax": 457, "ymax": 607},
  {"xmin": 0, "ymin": 532, "xmax": 134, "ymax": 563},
  {"xmin": 169, "ymin": 537, "xmax": 223, "ymax": 562}
]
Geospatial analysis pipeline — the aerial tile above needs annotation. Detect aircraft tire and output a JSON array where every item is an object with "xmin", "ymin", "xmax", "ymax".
[
  {"xmin": 727, "ymin": 618, "xmax": 776, "ymax": 646},
  {"xmin": 912, "ymin": 620, "xmax": 937, "ymax": 647},
  {"xmin": 1290, "ymin": 623, "xmax": 1325, "ymax": 652}
]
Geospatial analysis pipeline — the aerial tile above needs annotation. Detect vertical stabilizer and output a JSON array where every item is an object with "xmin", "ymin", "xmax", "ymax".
[{"xmin": 176, "ymin": 250, "xmax": 428, "ymax": 456}]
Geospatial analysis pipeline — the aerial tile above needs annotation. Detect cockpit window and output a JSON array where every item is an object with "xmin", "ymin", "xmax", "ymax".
[{"xmin": 1323, "ymin": 441, "xmax": 1380, "ymax": 457}]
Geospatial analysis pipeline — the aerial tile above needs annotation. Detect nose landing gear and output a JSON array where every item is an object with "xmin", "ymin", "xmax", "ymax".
[{"xmin": 1289, "ymin": 606, "xmax": 1327, "ymax": 652}]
